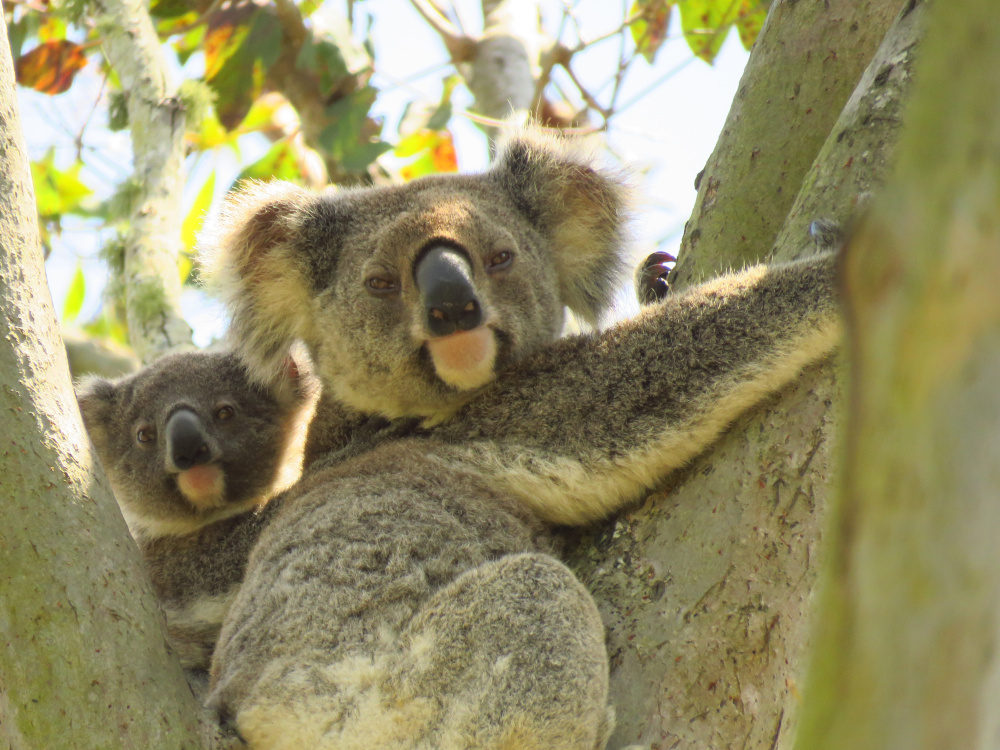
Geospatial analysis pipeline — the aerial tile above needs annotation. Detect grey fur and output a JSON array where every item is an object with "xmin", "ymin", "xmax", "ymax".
[
  {"xmin": 76, "ymin": 349, "xmax": 317, "ymax": 669},
  {"xmin": 199, "ymin": 129, "xmax": 842, "ymax": 749}
]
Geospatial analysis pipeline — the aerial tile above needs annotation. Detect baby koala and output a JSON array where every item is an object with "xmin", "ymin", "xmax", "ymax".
[{"xmin": 76, "ymin": 348, "xmax": 317, "ymax": 669}]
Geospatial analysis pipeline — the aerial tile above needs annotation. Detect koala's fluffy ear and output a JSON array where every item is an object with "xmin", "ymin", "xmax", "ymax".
[
  {"xmin": 280, "ymin": 342, "xmax": 321, "ymax": 407},
  {"xmin": 198, "ymin": 181, "xmax": 318, "ymax": 389},
  {"xmin": 489, "ymin": 129, "xmax": 632, "ymax": 325},
  {"xmin": 75, "ymin": 376, "xmax": 118, "ymax": 452}
]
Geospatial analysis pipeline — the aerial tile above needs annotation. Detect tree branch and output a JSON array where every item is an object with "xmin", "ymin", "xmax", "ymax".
[
  {"xmin": 0, "ymin": 11, "xmax": 205, "ymax": 746},
  {"xmin": 92, "ymin": 0, "xmax": 193, "ymax": 360},
  {"xmin": 669, "ymin": 0, "xmax": 904, "ymax": 289},
  {"xmin": 409, "ymin": 0, "xmax": 474, "ymax": 61},
  {"xmin": 796, "ymin": 0, "xmax": 1000, "ymax": 746}
]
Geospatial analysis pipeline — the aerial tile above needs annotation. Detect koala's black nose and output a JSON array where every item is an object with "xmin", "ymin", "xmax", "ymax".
[
  {"xmin": 414, "ymin": 245, "xmax": 483, "ymax": 337},
  {"xmin": 166, "ymin": 409, "xmax": 212, "ymax": 471}
]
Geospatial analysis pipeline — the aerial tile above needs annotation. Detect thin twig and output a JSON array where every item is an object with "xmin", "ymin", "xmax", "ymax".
[
  {"xmin": 409, "ymin": 0, "xmax": 474, "ymax": 61},
  {"xmin": 74, "ymin": 71, "xmax": 108, "ymax": 162}
]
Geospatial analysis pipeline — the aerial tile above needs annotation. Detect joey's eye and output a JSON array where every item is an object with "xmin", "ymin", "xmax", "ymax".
[
  {"xmin": 486, "ymin": 250, "xmax": 513, "ymax": 273},
  {"xmin": 215, "ymin": 405, "xmax": 236, "ymax": 421},
  {"xmin": 136, "ymin": 426, "xmax": 156, "ymax": 444},
  {"xmin": 366, "ymin": 276, "xmax": 398, "ymax": 296}
]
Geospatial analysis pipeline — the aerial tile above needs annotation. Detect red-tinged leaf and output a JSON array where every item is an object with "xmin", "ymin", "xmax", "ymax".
[
  {"xmin": 203, "ymin": 22, "xmax": 245, "ymax": 80},
  {"xmin": 16, "ymin": 40, "xmax": 88, "ymax": 95},
  {"xmin": 431, "ymin": 131, "xmax": 457, "ymax": 173},
  {"xmin": 396, "ymin": 130, "xmax": 457, "ymax": 180},
  {"xmin": 630, "ymin": 0, "xmax": 672, "ymax": 64},
  {"xmin": 205, "ymin": 5, "xmax": 282, "ymax": 128}
]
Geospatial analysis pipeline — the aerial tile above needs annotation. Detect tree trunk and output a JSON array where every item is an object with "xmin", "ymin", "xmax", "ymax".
[
  {"xmin": 670, "ymin": 0, "xmax": 903, "ymax": 288},
  {"xmin": 565, "ymin": 3, "xmax": 922, "ymax": 748},
  {"xmin": 796, "ymin": 1, "xmax": 1000, "ymax": 748},
  {"xmin": 0, "ymin": 13, "xmax": 206, "ymax": 748}
]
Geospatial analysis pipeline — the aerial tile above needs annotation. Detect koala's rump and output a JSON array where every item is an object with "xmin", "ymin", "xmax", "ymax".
[{"xmin": 209, "ymin": 438, "xmax": 551, "ymax": 721}]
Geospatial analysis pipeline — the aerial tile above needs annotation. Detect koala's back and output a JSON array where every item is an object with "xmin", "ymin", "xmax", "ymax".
[{"xmin": 210, "ymin": 439, "xmax": 610, "ymax": 749}]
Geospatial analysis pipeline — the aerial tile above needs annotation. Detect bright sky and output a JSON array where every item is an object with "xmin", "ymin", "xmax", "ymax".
[{"xmin": 21, "ymin": 1, "xmax": 750, "ymax": 345}]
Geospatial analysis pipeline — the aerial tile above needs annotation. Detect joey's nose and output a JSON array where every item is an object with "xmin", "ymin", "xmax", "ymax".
[
  {"xmin": 166, "ymin": 409, "xmax": 212, "ymax": 471},
  {"xmin": 414, "ymin": 245, "xmax": 484, "ymax": 337}
]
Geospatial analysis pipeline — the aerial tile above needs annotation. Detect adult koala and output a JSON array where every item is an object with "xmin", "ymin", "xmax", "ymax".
[{"xmin": 198, "ymin": 129, "xmax": 840, "ymax": 749}]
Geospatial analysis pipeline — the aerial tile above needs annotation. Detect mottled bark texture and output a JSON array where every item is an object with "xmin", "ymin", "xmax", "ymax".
[
  {"xmin": 566, "ymin": 3, "xmax": 923, "ymax": 749},
  {"xmin": 670, "ymin": 0, "xmax": 903, "ymax": 289},
  {"xmin": 92, "ymin": 0, "xmax": 193, "ymax": 360},
  {"xmin": 470, "ymin": 0, "xmax": 539, "ymax": 127},
  {"xmin": 0, "ymin": 13, "xmax": 206, "ymax": 749},
  {"xmin": 796, "ymin": 0, "xmax": 1000, "ymax": 748}
]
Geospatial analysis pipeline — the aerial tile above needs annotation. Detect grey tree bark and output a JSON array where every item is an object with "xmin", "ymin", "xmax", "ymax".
[
  {"xmin": 91, "ymin": 0, "xmax": 194, "ymax": 360},
  {"xmin": 0, "ymin": 12, "xmax": 206, "ymax": 748},
  {"xmin": 669, "ymin": 0, "xmax": 902, "ymax": 288},
  {"xmin": 796, "ymin": 0, "xmax": 1000, "ymax": 748},
  {"xmin": 565, "ymin": 2, "xmax": 922, "ymax": 749}
]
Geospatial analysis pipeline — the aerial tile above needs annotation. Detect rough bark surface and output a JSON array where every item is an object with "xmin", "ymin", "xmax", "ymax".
[
  {"xmin": 567, "ymin": 3, "xmax": 923, "ymax": 747},
  {"xmin": 470, "ymin": 0, "xmax": 539, "ymax": 128},
  {"xmin": 773, "ymin": 1, "xmax": 924, "ymax": 262},
  {"xmin": 796, "ymin": 0, "xmax": 1000, "ymax": 747},
  {"xmin": 670, "ymin": 0, "xmax": 903, "ymax": 289},
  {"xmin": 92, "ymin": 0, "xmax": 193, "ymax": 360},
  {"xmin": 0, "ymin": 13, "xmax": 205, "ymax": 748}
]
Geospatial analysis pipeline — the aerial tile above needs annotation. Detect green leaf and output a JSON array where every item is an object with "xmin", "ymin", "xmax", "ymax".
[
  {"xmin": 30, "ymin": 150, "xmax": 94, "ymax": 218},
  {"xmin": 7, "ymin": 12, "xmax": 40, "ymax": 61},
  {"xmin": 205, "ymin": 6, "xmax": 282, "ymax": 128},
  {"xmin": 295, "ymin": 36, "xmax": 351, "ymax": 97},
  {"xmin": 679, "ymin": 0, "xmax": 743, "ymax": 63},
  {"xmin": 182, "ymin": 172, "xmax": 215, "ymax": 252},
  {"xmin": 318, "ymin": 85, "xmax": 390, "ymax": 171},
  {"xmin": 237, "ymin": 140, "xmax": 303, "ymax": 183},
  {"xmin": 150, "ymin": 0, "xmax": 194, "ymax": 20},
  {"xmin": 62, "ymin": 262, "xmax": 86, "ymax": 323}
]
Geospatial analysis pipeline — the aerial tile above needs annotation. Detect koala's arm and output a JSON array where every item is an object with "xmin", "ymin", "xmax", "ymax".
[{"xmin": 431, "ymin": 251, "xmax": 841, "ymax": 526}]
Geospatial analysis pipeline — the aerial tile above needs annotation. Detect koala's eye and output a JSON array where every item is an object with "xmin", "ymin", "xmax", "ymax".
[
  {"xmin": 366, "ymin": 276, "xmax": 398, "ymax": 296},
  {"xmin": 215, "ymin": 405, "xmax": 236, "ymax": 421},
  {"xmin": 486, "ymin": 250, "xmax": 514, "ymax": 273},
  {"xmin": 136, "ymin": 426, "xmax": 156, "ymax": 444}
]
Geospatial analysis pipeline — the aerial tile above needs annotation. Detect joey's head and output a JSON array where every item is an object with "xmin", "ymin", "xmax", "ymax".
[
  {"xmin": 200, "ymin": 129, "xmax": 632, "ymax": 422},
  {"xmin": 76, "ymin": 349, "xmax": 316, "ymax": 539}
]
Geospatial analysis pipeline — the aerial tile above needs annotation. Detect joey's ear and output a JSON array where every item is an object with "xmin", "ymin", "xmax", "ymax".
[
  {"xmin": 490, "ymin": 128, "xmax": 632, "ymax": 325},
  {"xmin": 198, "ymin": 181, "xmax": 318, "ymax": 389},
  {"xmin": 75, "ymin": 376, "xmax": 118, "ymax": 451},
  {"xmin": 280, "ymin": 342, "xmax": 321, "ymax": 408}
]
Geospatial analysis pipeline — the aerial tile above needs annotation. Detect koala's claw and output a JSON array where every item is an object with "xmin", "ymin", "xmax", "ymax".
[{"xmin": 636, "ymin": 250, "xmax": 676, "ymax": 305}]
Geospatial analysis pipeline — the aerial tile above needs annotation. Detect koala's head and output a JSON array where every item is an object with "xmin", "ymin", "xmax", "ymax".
[
  {"xmin": 76, "ymin": 350, "xmax": 316, "ymax": 539},
  {"xmin": 199, "ymin": 130, "xmax": 632, "ymax": 423}
]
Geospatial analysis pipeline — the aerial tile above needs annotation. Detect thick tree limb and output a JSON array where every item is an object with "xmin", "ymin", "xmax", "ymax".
[
  {"xmin": 796, "ymin": 0, "xmax": 1000, "ymax": 747},
  {"xmin": 670, "ymin": 0, "xmax": 903, "ymax": 289},
  {"xmin": 92, "ymin": 0, "xmax": 193, "ymax": 360},
  {"xmin": 771, "ymin": 1, "xmax": 924, "ymax": 261},
  {"xmin": 0, "ymin": 12, "xmax": 204, "ymax": 746}
]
